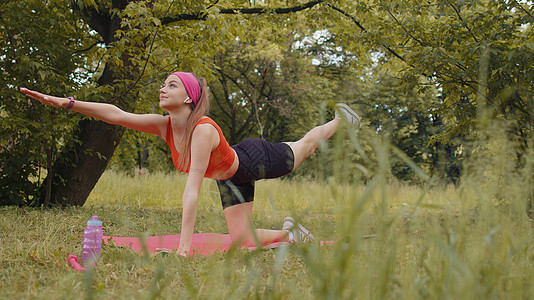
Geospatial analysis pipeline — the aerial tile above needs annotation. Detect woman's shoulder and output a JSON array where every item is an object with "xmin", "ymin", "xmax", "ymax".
[
  {"xmin": 195, "ymin": 117, "xmax": 223, "ymax": 139},
  {"xmin": 192, "ymin": 119, "xmax": 220, "ymax": 148},
  {"xmin": 197, "ymin": 116, "xmax": 216, "ymax": 124},
  {"xmin": 194, "ymin": 117, "xmax": 218, "ymax": 131},
  {"xmin": 196, "ymin": 116, "xmax": 222, "ymax": 129}
]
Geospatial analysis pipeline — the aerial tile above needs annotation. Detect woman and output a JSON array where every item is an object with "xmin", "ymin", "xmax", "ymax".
[{"xmin": 20, "ymin": 71, "xmax": 360, "ymax": 256}]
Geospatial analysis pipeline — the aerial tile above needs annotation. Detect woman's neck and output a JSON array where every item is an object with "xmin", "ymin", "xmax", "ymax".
[{"xmin": 168, "ymin": 107, "xmax": 192, "ymax": 131}]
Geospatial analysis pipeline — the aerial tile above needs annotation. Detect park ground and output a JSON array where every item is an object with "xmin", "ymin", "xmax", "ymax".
[{"xmin": 1, "ymin": 170, "xmax": 534, "ymax": 299}]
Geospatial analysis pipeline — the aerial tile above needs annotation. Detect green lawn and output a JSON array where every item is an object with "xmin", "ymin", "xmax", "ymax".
[{"xmin": 1, "ymin": 170, "xmax": 533, "ymax": 299}]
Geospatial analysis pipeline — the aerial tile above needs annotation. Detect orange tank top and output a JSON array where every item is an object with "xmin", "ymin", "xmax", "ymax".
[{"xmin": 165, "ymin": 116, "xmax": 236, "ymax": 178}]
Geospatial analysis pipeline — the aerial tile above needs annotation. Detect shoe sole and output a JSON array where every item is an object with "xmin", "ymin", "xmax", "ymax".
[
  {"xmin": 336, "ymin": 103, "xmax": 361, "ymax": 128},
  {"xmin": 283, "ymin": 217, "xmax": 314, "ymax": 242},
  {"xmin": 297, "ymin": 223, "xmax": 314, "ymax": 242}
]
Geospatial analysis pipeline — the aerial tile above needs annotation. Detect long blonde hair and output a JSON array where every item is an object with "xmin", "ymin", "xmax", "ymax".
[{"xmin": 177, "ymin": 77, "xmax": 210, "ymax": 171}]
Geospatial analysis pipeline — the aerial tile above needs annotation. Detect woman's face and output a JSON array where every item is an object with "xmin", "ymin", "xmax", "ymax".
[{"xmin": 159, "ymin": 75, "xmax": 190, "ymax": 110}]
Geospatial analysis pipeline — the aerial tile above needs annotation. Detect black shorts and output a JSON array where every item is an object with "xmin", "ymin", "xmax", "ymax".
[{"xmin": 216, "ymin": 138, "xmax": 295, "ymax": 209}]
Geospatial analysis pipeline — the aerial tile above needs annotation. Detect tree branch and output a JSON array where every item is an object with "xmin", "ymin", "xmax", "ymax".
[
  {"xmin": 225, "ymin": 72, "xmax": 263, "ymax": 137},
  {"xmin": 449, "ymin": 3, "xmax": 479, "ymax": 43},
  {"xmin": 386, "ymin": 10, "xmax": 428, "ymax": 47},
  {"xmin": 325, "ymin": 3, "xmax": 365, "ymax": 32},
  {"xmin": 160, "ymin": 0, "xmax": 324, "ymax": 25},
  {"xmin": 206, "ymin": 0, "xmax": 221, "ymax": 11},
  {"xmin": 72, "ymin": 40, "xmax": 105, "ymax": 55},
  {"xmin": 326, "ymin": 3, "xmax": 484, "ymax": 98},
  {"xmin": 326, "ymin": 4, "xmax": 408, "ymax": 64},
  {"xmin": 512, "ymin": 0, "xmax": 533, "ymax": 20},
  {"xmin": 213, "ymin": 68, "xmax": 234, "ymax": 120}
]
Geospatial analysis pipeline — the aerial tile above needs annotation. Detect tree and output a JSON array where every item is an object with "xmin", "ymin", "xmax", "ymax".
[
  {"xmin": 209, "ymin": 16, "xmax": 332, "ymax": 145},
  {"xmin": 1, "ymin": 0, "xmax": 89, "ymax": 205},
  {"xmin": 5, "ymin": 0, "xmax": 531, "ymax": 206},
  {"xmin": 1, "ymin": 0, "xmax": 327, "ymax": 206},
  {"xmin": 324, "ymin": 0, "xmax": 533, "ymax": 157}
]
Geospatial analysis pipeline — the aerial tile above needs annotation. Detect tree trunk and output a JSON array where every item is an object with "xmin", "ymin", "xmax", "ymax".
[
  {"xmin": 37, "ymin": 2, "xmax": 133, "ymax": 206},
  {"xmin": 41, "ymin": 119, "xmax": 125, "ymax": 206},
  {"xmin": 39, "ymin": 59, "xmax": 133, "ymax": 206},
  {"xmin": 38, "ymin": 58, "xmax": 132, "ymax": 207}
]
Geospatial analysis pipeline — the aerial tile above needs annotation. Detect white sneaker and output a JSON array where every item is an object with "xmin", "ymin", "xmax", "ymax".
[
  {"xmin": 282, "ymin": 217, "xmax": 315, "ymax": 243},
  {"xmin": 335, "ymin": 103, "xmax": 361, "ymax": 128}
]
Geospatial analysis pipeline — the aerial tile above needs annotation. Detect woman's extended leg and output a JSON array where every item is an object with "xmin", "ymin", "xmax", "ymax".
[
  {"xmin": 285, "ymin": 118, "xmax": 340, "ymax": 171},
  {"xmin": 224, "ymin": 202, "xmax": 288, "ymax": 247},
  {"xmin": 285, "ymin": 104, "xmax": 360, "ymax": 171}
]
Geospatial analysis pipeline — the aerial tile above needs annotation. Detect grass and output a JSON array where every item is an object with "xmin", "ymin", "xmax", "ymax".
[
  {"xmin": 1, "ymin": 118, "xmax": 533, "ymax": 299},
  {"xmin": 1, "ymin": 168, "xmax": 533, "ymax": 299}
]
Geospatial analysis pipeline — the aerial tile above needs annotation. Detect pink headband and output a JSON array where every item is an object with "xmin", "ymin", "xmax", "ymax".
[{"xmin": 171, "ymin": 72, "xmax": 201, "ymax": 106}]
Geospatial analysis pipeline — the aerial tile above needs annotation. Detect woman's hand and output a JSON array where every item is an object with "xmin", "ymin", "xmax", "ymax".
[
  {"xmin": 20, "ymin": 87, "xmax": 69, "ymax": 108},
  {"xmin": 176, "ymin": 246, "xmax": 190, "ymax": 257}
]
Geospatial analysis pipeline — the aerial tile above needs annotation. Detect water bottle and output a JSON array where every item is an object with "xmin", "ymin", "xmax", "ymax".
[{"xmin": 80, "ymin": 216, "xmax": 103, "ymax": 265}]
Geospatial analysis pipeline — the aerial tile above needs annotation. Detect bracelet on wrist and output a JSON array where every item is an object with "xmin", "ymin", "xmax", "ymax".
[{"xmin": 66, "ymin": 96, "xmax": 75, "ymax": 110}]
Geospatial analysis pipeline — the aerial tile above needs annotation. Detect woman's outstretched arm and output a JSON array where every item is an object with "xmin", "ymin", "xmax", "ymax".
[{"xmin": 20, "ymin": 88, "xmax": 167, "ymax": 137}]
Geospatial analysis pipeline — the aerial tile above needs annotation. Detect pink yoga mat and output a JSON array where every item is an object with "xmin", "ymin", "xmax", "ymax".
[{"xmin": 103, "ymin": 233, "xmax": 334, "ymax": 256}]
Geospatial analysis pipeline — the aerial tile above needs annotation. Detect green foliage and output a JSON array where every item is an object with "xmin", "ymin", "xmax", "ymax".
[
  {"xmin": 0, "ymin": 0, "xmax": 89, "ymax": 205},
  {"xmin": 3, "ymin": 0, "xmax": 533, "ymax": 205},
  {"xmin": 355, "ymin": 69, "xmax": 461, "ymax": 182},
  {"xmin": 329, "ymin": 0, "xmax": 533, "ymax": 153},
  {"xmin": 70, "ymin": 0, "xmax": 99, "ymax": 10},
  {"xmin": 1, "ymin": 0, "xmax": 244, "ymax": 204},
  {"xmin": 209, "ymin": 16, "xmax": 329, "ymax": 144},
  {"xmin": 110, "ymin": 5, "xmax": 338, "ymax": 172},
  {"xmin": 112, "ymin": 14, "xmax": 457, "ymax": 184},
  {"xmin": 108, "ymin": 129, "xmax": 175, "ymax": 175}
]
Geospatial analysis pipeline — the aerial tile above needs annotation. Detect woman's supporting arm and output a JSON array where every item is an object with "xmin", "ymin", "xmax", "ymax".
[
  {"xmin": 20, "ymin": 88, "xmax": 167, "ymax": 137},
  {"xmin": 176, "ymin": 124, "xmax": 218, "ymax": 256}
]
